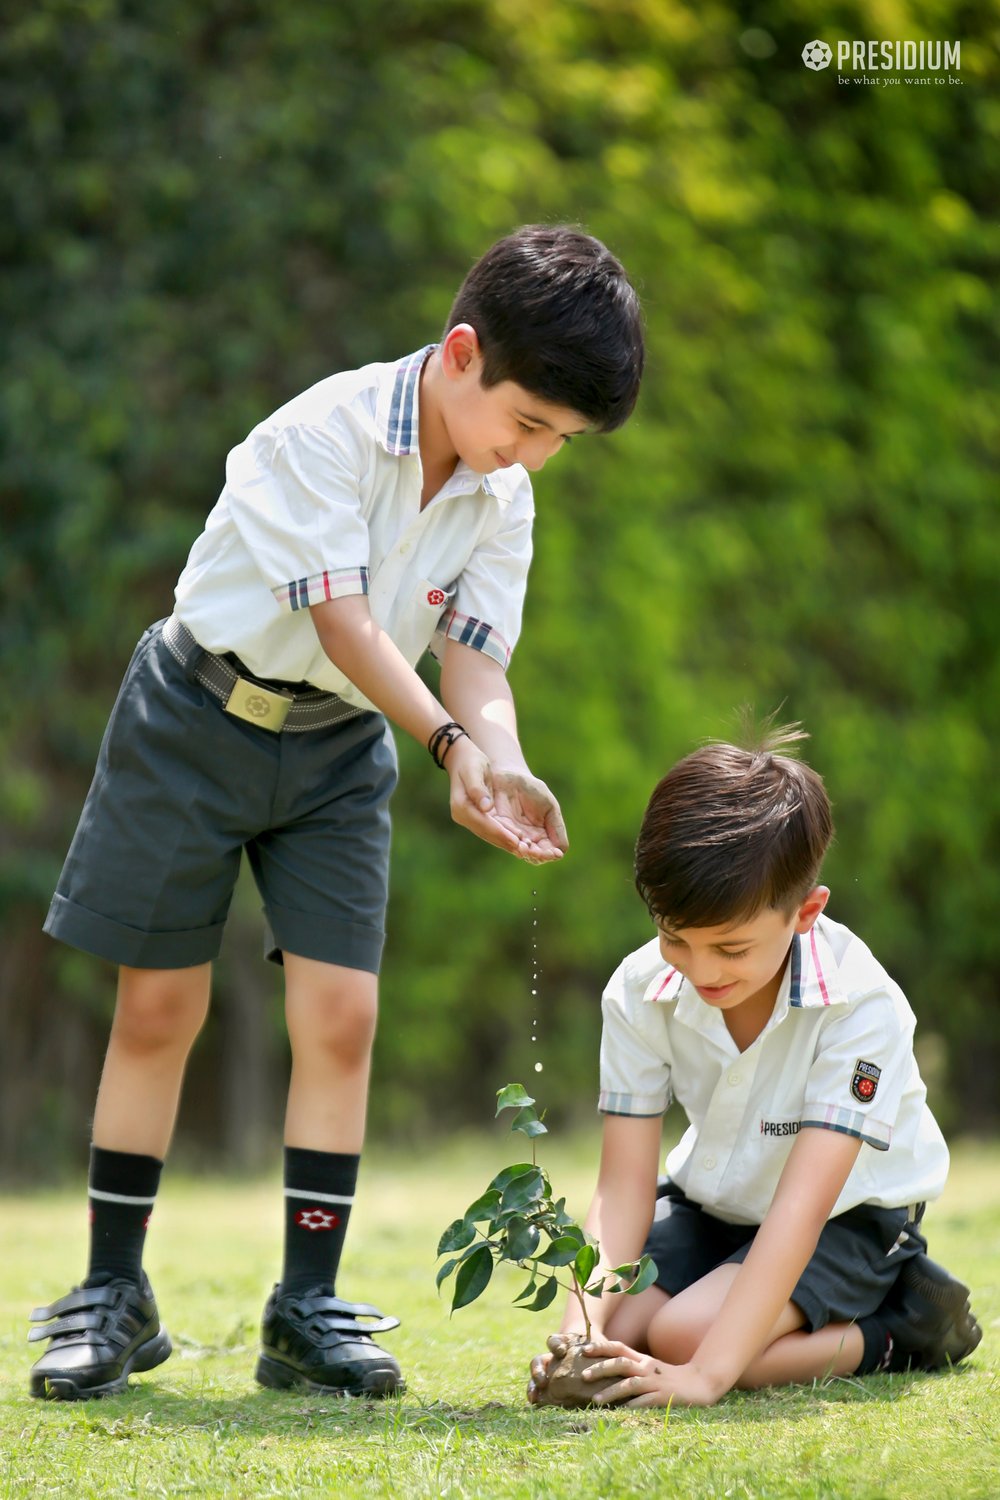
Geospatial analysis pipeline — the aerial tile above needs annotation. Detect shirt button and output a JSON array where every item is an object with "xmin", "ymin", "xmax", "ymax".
[
  {"xmin": 702, "ymin": 1155, "xmax": 717, "ymax": 1170},
  {"xmin": 728, "ymin": 1073, "xmax": 742, "ymax": 1087},
  {"xmin": 399, "ymin": 542, "xmax": 412, "ymax": 555}
]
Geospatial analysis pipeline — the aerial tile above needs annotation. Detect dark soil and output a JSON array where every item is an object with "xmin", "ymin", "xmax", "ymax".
[{"xmin": 530, "ymin": 1333, "xmax": 620, "ymax": 1409}]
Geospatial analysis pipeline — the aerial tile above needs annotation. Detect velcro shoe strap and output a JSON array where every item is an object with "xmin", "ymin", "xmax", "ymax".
[
  {"xmin": 315, "ymin": 1312, "xmax": 400, "ymax": 1335},
  {"xmin": 27, "ymin": 1310, "xmax": 107, "ymax": 1343},
  {"xmin": 29, "ymin": 1285, "xmax": 121, "ymax": 1322},
  {"xmin": 295, "ymin": 1295, "xmax": 400, "ymax": 1333}
]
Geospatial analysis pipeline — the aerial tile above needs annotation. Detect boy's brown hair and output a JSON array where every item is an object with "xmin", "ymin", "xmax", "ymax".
[{"xmin": 634, "ymin": 722, "xmax": 834, "ymax": 929}]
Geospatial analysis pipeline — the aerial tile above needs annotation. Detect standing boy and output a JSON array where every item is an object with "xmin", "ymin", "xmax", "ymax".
[
  {"xmin": 529, "ymin": 727, "xmax": 981, "ymax": 1407},
  {"xmin": 29, "ymin": 225, "xmax": 644, "ymax": 1400}
]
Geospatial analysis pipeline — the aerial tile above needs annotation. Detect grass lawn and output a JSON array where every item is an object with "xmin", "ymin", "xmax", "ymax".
[{"xmin": 0, "ymin": 1131, "xmax": 997, "ymax": 1499}]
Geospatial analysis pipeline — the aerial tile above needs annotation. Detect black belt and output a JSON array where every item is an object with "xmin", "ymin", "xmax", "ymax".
[{"xmin": 162, "ymin": 616, "xmax": 365, "ymax": 734}]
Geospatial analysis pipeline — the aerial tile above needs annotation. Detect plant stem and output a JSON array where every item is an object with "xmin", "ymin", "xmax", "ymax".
[{"xmin": 568, "ymin": 1272, "xmax": 592, "ymax": 1342}]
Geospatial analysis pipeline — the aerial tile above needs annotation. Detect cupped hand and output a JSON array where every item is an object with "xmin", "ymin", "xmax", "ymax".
[
  {"xmin": 489, "ymin": 769, "xmax": 568, "ymax": 864},
  {"xmin": 578, "ymin": 1337, "xmax": 722, "ymax": 1408},
  {"xmin": 445, "ymin": 739, "xmax": 524, "ymax": 855},
  {"xmin": 446, "ymin": 749, "xmax": 568, "ymax": 863}
]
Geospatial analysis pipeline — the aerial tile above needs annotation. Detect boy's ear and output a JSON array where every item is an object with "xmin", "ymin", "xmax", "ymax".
[
  {"xmin": 441, "ymin": 323, "xmax": 481, "ymax": 377},
  {"xmin": 793, "ymin": 885, "xmax": 830, "ymax": 934}
]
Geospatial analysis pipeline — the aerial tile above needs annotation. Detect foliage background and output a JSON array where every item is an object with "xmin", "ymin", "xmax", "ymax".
[{"xmin": 1, "ymin": 0, "xmax": 997, "ymax": 1176}]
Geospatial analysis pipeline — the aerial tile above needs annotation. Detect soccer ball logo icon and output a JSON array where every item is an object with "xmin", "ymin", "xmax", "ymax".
[{"xmin": 802, "ymin": 40, "xmax": 832, "ymax": 70}]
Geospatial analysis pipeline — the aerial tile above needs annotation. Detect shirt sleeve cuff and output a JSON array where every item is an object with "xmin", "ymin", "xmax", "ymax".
[
  {"xmin": 272, "ymin": 567, "xmax": 370, "ymax": 613},
  {"xmin": 598, "ymin": 1089, "xmax": 669, "ymax": 1117},
  {"xmin": 434, "ymin": 610, "xmax": 512, "ymax": 669},
  {"xmin": 800, "ymin": 1106, "xmax": 892, "ymax": 1151}
]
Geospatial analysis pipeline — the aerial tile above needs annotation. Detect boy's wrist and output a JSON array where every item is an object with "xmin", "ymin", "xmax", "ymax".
[{"xmin": 428, "ymin": 721, "xmax": 469, "ymax": 768}]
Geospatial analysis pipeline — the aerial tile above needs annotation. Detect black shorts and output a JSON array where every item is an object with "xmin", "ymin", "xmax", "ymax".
[
  {"xmin": 44, "ymin": 620, "xmax": 398, "ymax": 973},
  {"xmin": 643, "ymin": 1179, "xmax": 928, "ymax": 1332}
]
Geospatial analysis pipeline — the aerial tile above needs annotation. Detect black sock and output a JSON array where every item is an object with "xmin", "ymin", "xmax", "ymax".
[
  {"xmin": 86, "ymin": 1146, "xmax": 163, "ymax": 1286},
  {"xmin": 856, "ymin": 1314, "xmax": 917, "ymax": 1374},
  {"xmin": 280, "ymin": 1147, "xmax": 358, "ymax": 1296}
]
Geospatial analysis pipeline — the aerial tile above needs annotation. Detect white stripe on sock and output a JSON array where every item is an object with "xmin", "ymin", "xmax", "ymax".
[
  {"xmin": 284, "ymin": 1187, "xmax": 355, "ymax": 1206},
  {"xmin": 88, "ymin": 1188, "xmax": 157, "ymax": 1205}
]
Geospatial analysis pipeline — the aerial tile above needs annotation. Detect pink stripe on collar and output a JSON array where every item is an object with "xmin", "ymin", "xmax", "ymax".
[
  {"xmin": 653, "ymin": 967, "xmax": 677, "ymax": 999},
  {"xmin": 810, "ymin": 927, "xmax": 831, "ymax": 1004}
]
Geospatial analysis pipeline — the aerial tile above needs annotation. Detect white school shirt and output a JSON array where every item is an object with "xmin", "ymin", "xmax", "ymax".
[
  {"xmin": 598, "ymin": 914, "xmax": 949, "ymax": 1224},
  {"xmin": 173, "ymin": 347, "xmax": 534, "ymax": 709}
]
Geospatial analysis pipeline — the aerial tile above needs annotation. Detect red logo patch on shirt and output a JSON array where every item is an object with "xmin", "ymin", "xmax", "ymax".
[
  {"xmin": 427, "ymin": 588, "xmax": 446, "ymax": 607},
  {"xmin": 295, "ymin": 1207, "xmax": 341, "ymax": 1232},
  {"xmin": 851, "ymin": 1059, "xmax": 881, "ymax": 1103}
]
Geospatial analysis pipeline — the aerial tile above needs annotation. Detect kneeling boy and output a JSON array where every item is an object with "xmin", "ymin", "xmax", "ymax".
[{"xmin": 529, "ymin": 726, "xmax": 981, "ymax": 1407}]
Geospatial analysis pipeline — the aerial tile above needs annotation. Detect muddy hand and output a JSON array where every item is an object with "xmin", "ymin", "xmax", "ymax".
[{"xmin": 526, "ymin": 1333, "xmax": 570, "ymax": 1403}]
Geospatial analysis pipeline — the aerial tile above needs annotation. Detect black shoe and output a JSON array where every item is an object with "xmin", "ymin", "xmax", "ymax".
[
  {"xmin": 28, "ymin": 1274, "xmax": 172, "ymax": 1400},
  {"xmin": 256, "ymin": 1286, "xmax": 405, "ymax": 1396},
  {"xmin": 882, "ymin": 1254, "xmax": 983, "ymax": 1370}
]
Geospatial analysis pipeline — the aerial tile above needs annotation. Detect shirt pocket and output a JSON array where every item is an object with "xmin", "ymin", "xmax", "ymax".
[{"xmin": 370, "ymin": 575, "xmax": 456, "ymax": 667}]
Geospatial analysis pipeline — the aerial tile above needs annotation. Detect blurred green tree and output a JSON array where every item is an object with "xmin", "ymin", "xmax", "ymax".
[{"xmin": 1, "ymin": 0, "xmax": 997, "ymax": 1175}]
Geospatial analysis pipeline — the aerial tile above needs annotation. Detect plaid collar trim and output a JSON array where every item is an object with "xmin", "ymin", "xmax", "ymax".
[
  {"xmin": 641, "ymin": 923, "xmax": 848, "ymax": 1014},
  {"xmin": 375, "ymin": 346, "xmax": 522, "ymax": 505},
  {"xmin": 377, "ymin": 346, "xmax": 434, "ymax": 457}
]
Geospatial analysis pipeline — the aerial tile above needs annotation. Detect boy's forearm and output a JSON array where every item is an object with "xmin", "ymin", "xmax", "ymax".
[
  {"xmin": 310, "ymin": 596, "xmax": 448, "ymax": 749},
  {"xmin": 560, "ymin": 1115, "xmax": 662, "ymax": 1336},
  {"xmin": 439, "ymin": 642, "xmax": 527, "ymax": 770}
]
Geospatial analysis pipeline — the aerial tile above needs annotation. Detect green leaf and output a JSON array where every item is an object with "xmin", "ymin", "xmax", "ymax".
[
  {"xmin": 510, "ymin": 1106, "xmax": 548, "ymax": 1138},
  {"xmin": 451, "ymin": 1244, "xmax": 494, "ymax": 1311},
  {"xmin": 495, "ymin": 1083, "xmax": 535, "ymax": 1116},
  {"xmin": 574, "ymin": 1243, "xmax": 598, "ymax": 1286},
  {"xmin": 520, "ymin": 1276, "xmax": 560, "ymax": 1312},
  {"xmin": 535, "ymin": 1235, "xmax": 584, "ymax": 1267},
  {"xmin": 488, "ymin": 1162, "xmax": 536, "ymax": 1193},
  {"xmin": 603, "ymin": 1255, "xmax": 659, "ymax": 1296},
  {"xmin": 622, "ymin": 1255, "xmax": 659, "ymax": 1297},
  {"xmin": 503, "ymin": 1217, "xmax": 541, "ymax": 1262},
  {"xmin": 435, "ymin": 1257, "xmax": 458, "ymax": 1289},
  {"xmin": 500, "ymin": 1166, "xmax": 547, "ymax": 1215},
  {"xmin": 512, "ymin": 1275, "xmax": 538, "ymax": 1304},
  {"xmin": 463, "ymin": 1188, "xmax": 502, "ymax": 1223},
  {"xmin": 437, "ymin": 1217, "xmax": 476, "ymax": 1256}
]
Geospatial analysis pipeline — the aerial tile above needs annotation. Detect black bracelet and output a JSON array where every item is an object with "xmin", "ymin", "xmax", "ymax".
[{"xmin": 428, "ymin": 721, "xmax": 469, "ymax": 768}]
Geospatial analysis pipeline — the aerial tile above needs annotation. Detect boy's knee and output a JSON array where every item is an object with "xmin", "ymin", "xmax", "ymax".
[
  {"xmin": 111, "ymin": 966, "xmax": 210, "ymax": 1053},
  {"xmin": 287, "ymin": 968, "xmax": 378, "ymax": 1070},
  {"xmin": 647, "ymin": 1302, "xmax": 711, "ymax": 1366}
]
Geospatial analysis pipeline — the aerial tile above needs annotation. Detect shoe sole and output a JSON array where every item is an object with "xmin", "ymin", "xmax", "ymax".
[
  {"xmin": 901, "ymin": 1260, "xmax": 983, "ymax": 1367},
  {"xmin": 255, "ymin": 1352, "xmax": 405, "ymax": 1398},
  {"xmin": 29, "ymin": 1328, "xmax": 173, "ymax": 1401}
]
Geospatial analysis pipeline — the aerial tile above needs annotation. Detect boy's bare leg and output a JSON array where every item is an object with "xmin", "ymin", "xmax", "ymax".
[
  {"xmin": 29, "ymin": 963, "xmax": 208, "ymax": 1398},
  {"xmin": 282, "ymin": 953, "xmax": 378, "ymax": 1151},
  {"xmin": 92, "ymin": 963, "xmax": 212, "ymax": 1155},
  {"xmin": 603, "ymin": 1282, "xmax": 670, "ymax": 1352},
  {"xmin": 737, "ymin": 1323, "xmax": 863, "ymax": 1386},
  {"xmin": 257, "ymin": 953, "xmax": 402, "ymax": 1395},
  {"xmin": 644, "ymin": 1263, "xmax": 863, "ymax": 1386}
]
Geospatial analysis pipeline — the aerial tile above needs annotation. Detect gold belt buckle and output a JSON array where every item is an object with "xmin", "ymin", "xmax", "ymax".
[{"xmin": 224, "ymin": 676, "xmax": 293, "ymax": 731}]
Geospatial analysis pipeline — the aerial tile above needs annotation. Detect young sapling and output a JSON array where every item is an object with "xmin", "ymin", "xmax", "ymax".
[{"xmin": 436, "ymin": 1083, "xmax": 656, "ymax": 1406}]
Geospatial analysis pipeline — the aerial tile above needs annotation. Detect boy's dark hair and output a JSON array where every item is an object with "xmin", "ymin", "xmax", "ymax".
[
  {"xmin": 445, "ymin": 224, "xmax": 644, "ymax": 432},
  {"xmin": 634, "ymin": 723, "xmax": 834, "ymax": 929}
]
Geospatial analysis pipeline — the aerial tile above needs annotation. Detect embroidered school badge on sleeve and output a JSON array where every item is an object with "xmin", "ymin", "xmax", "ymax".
[{"xmin": 851, "ymin": 1059, "xmax": 882, "ymax": 1103}]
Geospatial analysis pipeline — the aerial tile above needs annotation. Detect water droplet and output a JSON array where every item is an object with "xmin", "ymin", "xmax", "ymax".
[
  {"xmin": 531, "ymin": 989, "xmax": 537, "ymax": 996},
  {"xmin": 534, "ymin": 1061, "xmax": 543, "ymax": 1072},
  {"xmin": 531, "ymin": 1034, "xmax": 536, "ymax": 1042}
]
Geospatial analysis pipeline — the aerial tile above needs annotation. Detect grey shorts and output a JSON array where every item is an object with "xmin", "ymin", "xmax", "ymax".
[
  {"xmin": 643, "ymin": 1178, "xmax": 928, "ymax": 1331},
  {"xmin": 44, "ymin": 620, "xmax": 398, "ymax": 972}
]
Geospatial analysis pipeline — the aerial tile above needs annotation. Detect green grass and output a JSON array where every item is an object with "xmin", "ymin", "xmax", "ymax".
[{"xmin": 1, "ymin": 1133, "xmax": 997, "ymax": 1499}]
